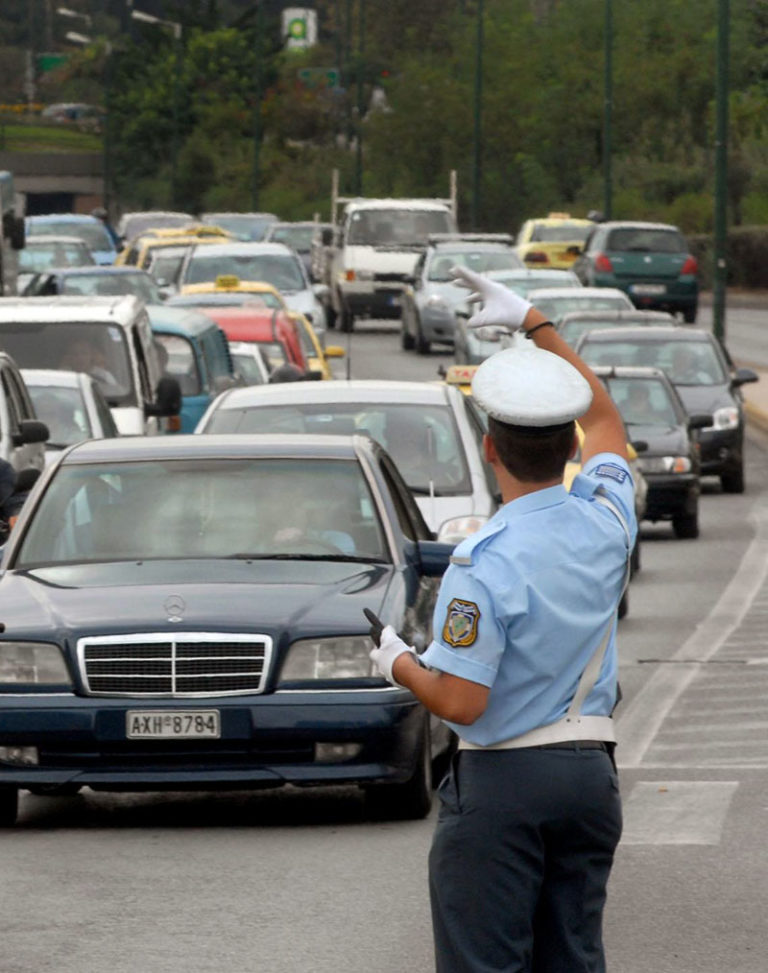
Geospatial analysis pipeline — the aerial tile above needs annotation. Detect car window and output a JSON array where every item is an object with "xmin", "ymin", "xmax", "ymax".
[
  {"xmin": 606, "ymin": 228, "xmax": 686, "ymax": 253},
  {"xmin": 267, "ymin": 226, "xmax": 315, "ymax": 251},
  {"xmin": 428, "ymin": 249, "xmax": 518, "ymax": 280},
  {"xmin": 580, "ymin": 338, "xmax": 726, "ymax": 385},
  {"xmin": 17, "ymin": 458, "xmax": 388, "ymax": 566},
  {"xmin": 184, "ymin": 253, "xmax": 305, "ymax": 292},
  {"xmin": 204, "ymin": 402, "xmax": 472, "ymax": 496},
  {"xmin": 533, "ymin": 294, "xmax": 631, "ymax": 322},
  {"xmin": 378, "ymin": 453, "xmax": 432, "ymax": 542},
  {"xmin": 28, "ymin": 219, "xmax": 113, "ymax": 253},
  {"xmin": 605, "ymin": 377, "xmax": 681, "ymax": 427},
  {"xmin": 346, "ymin": 209, "xmax": 454, "ymax": 246},
  {"xmin": 19, "ymin": 241, "xmax": 93, "ymax": 272},
  {"xmin": 530, "ymin": 223, "xmax": 591, "ymax": 243},
  {"xmin": 92, "ymin": 385, "xmax": 119, "ymax": 436},
  {"xmin": 27, "ymin": 384, "xmax": 92, "ymax": 445},
  {"xmin": 155, "ymin": 334, "xmax": 202, "ymax": 395}
]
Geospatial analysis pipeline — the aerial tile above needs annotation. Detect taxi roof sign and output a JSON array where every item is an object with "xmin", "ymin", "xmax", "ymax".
[
  {"xmin": 546, "ymin": 212, "xmax": 571, "ymax": 219},
  {"xmin": 444, "ymin": 364, "xmax": 479, "ymax": 386},
  {"xmin": 215, "ymin": 274, "xmax": 241, "ymax": 289}
]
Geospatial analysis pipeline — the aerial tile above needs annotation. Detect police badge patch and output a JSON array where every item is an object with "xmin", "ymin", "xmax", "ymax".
[{"xmin": 442, "ymin": 598, "xmax": 481, "ymax": 648}]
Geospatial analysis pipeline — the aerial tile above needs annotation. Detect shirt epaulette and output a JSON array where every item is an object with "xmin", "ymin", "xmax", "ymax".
[{"xmin": 449, "ymin": 519, "xmax": 506, "ymax": 566}]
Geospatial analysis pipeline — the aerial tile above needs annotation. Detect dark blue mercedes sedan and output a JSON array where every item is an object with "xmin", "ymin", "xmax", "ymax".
[{"xmin": 0, "ymin": 434, "xmax": 454, "ymax": 824}]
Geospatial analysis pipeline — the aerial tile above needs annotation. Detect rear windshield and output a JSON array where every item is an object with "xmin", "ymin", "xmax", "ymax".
[
  {"xmin": 204, "ymin": 402, "xmax": 471, "ymax": 496},
  {"xmin": 604, "ymin": 376, "xmax": 682, "ymax": 427},
  {"xmin": 59, "ymin": 272, "xmax": 160, "ymax": 303},
  {"xmin": 26, "ymin": 384, "xmax": 93, "ymax": 447},
  {"xmin": 533, "ymin": 294, "xmax": 631, "ymax": 322},
  {"xmin": 267, "ymin": 226, "xmax": 316, "ymax": 251},
  {"xmin": 183, "ymin": 253, "xmax": 305, "ymax": 292},
  {"xmin": 428, "ymin": 249, "xmax": 520, "ymax": 281},
  {"xmin": 606, "ymin": 228, "xmax": 686, "ymax": 253},
  {"xmin": 0, "ymin": 321, "xmax": 134, "ymax": 405},
  {"xmin": 530, "ymin": 223, "xmax": 591, "ymax": 243},
  {"xmin": 580, "ymin": 339, "xmax": 726, "ymax": 386},
  {"xmin": 19, "ymin": 241, "xmax": 94, "ymax": 273},
  {"xmin": 28, "ymin": 219, "xmax": 113, "ymax": 253}
]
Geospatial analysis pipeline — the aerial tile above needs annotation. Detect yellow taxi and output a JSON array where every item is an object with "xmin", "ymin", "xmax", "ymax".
[
  {"xmin": 115, "ymin": 225, "xmax": 232, "ymax": 269},
  {"xmin": 515, "ymin": 213, "xmax": 594, "ymax": 270},
  {"xmin": 179, "ymin": 277, "xmax": 345, "ymax": 380}
]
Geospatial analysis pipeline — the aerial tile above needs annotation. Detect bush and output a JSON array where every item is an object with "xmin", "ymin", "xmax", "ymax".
[{"xmin": 688, "ymin": 225, "xmax": 768, "ymax": 289}]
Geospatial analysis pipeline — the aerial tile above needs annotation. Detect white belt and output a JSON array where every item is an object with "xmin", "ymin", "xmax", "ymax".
[{"xmin": 459, "ymin": 489, "xmax": 629, "ymax": 753}]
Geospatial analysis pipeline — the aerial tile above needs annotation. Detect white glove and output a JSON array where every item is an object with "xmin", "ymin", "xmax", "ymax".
[
  {"xmin": 451, "ymin": 265, "xmax": 532, "ymax": 332},
  {"xmin": 369, "ymin": 625, "xmax": 418, "ymax": 687}
]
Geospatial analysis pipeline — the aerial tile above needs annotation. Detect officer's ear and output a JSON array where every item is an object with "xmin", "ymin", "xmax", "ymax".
[
  {"xmin": 569, "ymin": 430, "xmax": 579, "ymax": 460},
  {"xmin": 483, "ymin": 433, "xmax": 497, "ymax": 466}
]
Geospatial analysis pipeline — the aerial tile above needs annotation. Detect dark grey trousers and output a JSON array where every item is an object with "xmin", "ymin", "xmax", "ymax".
[{"xmin": 429, "ymin": 747, "xmax": 622, "ymax": 973}]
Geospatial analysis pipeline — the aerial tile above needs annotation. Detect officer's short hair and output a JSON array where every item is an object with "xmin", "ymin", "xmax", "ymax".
[{"xmin": 488, "ymin": 416, "xmax": 576, "ymax": 482}]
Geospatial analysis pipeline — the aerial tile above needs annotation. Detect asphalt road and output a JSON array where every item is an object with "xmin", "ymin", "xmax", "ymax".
[{"xmin": 3, "ymin": 309, "xmax": 768, "ymax": 973}]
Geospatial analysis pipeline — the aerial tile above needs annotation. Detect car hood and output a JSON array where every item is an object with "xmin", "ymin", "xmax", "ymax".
[
  {"xmin": 673, "ymin": 383, "xmax": 736, "ymax": 417},
  {"xmin": 625, "ymin": 422, "xmax": 690, "ymax": 457},
  {"xmin": 0, "ymin": 559, "xmax": 392, "ymax": 643}
]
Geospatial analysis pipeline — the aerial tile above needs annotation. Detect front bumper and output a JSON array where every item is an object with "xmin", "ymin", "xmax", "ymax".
[
  {"xmin": 341, "ymin": 283, "xmax": 404, "ymax": 319},
  {"xmin": 642, "ymin": 473, "xmax": 699, "ymax": 521},
  {"xmin": 595, "ymin": 274, "xmax": 698, "ymax": 314},
  {"xmin": 698, "ymin": 426, "xmax": 743, "ymax": 476},
  {"xmin": 419, "ymin": 306, "xmax": 457, "ymax": 343},
  {"xmin": 0, "ymin": 690, "xmax": 424, "ymax": 791}
]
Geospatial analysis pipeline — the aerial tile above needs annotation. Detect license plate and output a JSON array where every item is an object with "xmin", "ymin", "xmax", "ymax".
[
  {"xmin": 126, "ymin": 710, "xmax": 221, "ymax": 739},
  {"xmin": 631, "ymin": 284, "xmax": 666, "ymax": 295}
]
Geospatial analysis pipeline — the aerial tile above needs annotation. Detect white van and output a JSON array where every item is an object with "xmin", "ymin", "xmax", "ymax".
[
  {"xmin": 0, "ymin": 351, "xmax": 47, "ymax": 472},
  {"xmin": 0, "ymin": 297, "xmax": 180, "ymax": 435}
]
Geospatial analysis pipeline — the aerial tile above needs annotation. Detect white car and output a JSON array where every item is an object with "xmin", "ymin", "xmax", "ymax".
[
  {"xmin": 227, "ymin": 341, "xmax": 271, "ymax": 386},
  {"xmin": 525, "ymin": 286, "xmax": 634, "ymax": 325},
  {"xmin": 21, "ymin": 369, "xmax": 120, "ymax": 464},
  {"xmin": 196, "ymin": 380, "xmax": 499, "ymax": 543},
  {"xmin": 179, "ymin": 242, "xmax": 328, "ymax": 334}
]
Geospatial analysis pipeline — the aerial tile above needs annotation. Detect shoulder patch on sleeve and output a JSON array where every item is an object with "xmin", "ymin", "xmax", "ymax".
[
  {"xmin": 442, "ymin": 598, "xmax": 481, "ymax": 648},
  {"xmin": 593, "ymin": 462, "xmax": 628, "ymax": 484}
]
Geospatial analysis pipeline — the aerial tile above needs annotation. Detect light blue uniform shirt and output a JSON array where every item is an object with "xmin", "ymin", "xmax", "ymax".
[{"xmin": 420, "ymin": 452, "xmax": 638, "ymax": 746}]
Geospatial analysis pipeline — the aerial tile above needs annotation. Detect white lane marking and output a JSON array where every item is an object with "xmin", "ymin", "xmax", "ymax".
[
  {"xmin": 616, "ymin": 498, "xmax": 768, "ymax": 768},
  {"xmin": 620, "ymin": 781, "xmax": 738, "ymax": 845}
]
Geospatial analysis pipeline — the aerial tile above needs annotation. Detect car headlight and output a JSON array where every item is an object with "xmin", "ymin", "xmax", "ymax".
[
  {"xmin": 438, "ymin": 515, "xmax": 489, "ymax": 544},
  {"xmin": 426, "ymin": 294, "xmax": 449, "ymax": 311},
  {"xmin": 0, "ymin": 642, "xmax": 71, "ymax": 686},
  {"xmin": 279, "ymin": 636, "xmax": 374, "ymax": 682},
  {"xmin": 636, "ymin": 456, "xmax": 692, "ymax": 474},
  {"xmin": 707, "ymin": 406, "xmax": 739, "ymax": 431}
]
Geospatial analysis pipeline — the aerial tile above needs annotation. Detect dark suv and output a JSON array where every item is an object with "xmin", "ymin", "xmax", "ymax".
[{"xmin": 572, "ymin": 221, "xmax": 699, "ymax": 322}]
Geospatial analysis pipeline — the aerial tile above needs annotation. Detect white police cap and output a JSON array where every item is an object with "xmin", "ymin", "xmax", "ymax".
[{"xmin": 471, "ymin": 331, "xmax": 592, "ymax": 427}]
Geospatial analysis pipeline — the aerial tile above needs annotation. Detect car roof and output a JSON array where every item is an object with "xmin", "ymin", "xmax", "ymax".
[
  {"xmin": 0, "ymin": 296, "xmax": 144, "ymax": 325},
  {"xmin": 48, "ymin": 266, "xmax": 152, "ymax": 278},
  {"xmin": 487, "ymin": 269, "xmax": 577, "ymax": 279},
  {"xmin": 559, "ymin": 310, "xmax": 675, "ymax": 323},
  {"xmin": 579, "ymin": 325, "xmax": 712, "ymax": 343},
  {"xmin": 24, "ymin": 235, "xmax": 91, "ymax": 247},
  {"xmin": 21, "ymin": 367, "xmax": 86, "ymax": 389},
  {"xmin": 188, "ymin": 242, "xmax": 294, "ymax": 257},
  {"xmin": 146, "ymin": 305, "xmax": 221, "ymax": 337},
  {"xmin": 202, "ymin": 212, "xmax": 278, "ymax": 219},
  {"xmin": 527, "ymin": 286, "xmax": 629, "ymax": 299},
  {"xmin": 427, "ymin": 241, "xmax": 513, "ymax": 252},
  {"xmin": 528, "ymin": 215, "xmax": 593, "ymax": 225},
  {"xmin": 599, "ymin": 220, "xmax": 681, "ymax": 232},
  {"xmin": 267, "ymin": 221, "xmax": 327, "ymax": 229},
  {"xmin": 342, "ymin": 199, "xmax": 452, "ymax": 212},
  {"xmin": 27, "ymin": 213, "xmax": 101, "ymax": 224},
  {"xmin": 211, "ymin": 379, "xmax": 452, "ymax": 411},
  {"xmin": 61, "ymin": 433, "xmax": 367, "ymax": 464},
  {"xmin": 590, "ymin": 364, "xmax": 672, "ymax": 381}
]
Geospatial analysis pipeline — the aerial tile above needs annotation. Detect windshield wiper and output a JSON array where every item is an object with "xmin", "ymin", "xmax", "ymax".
[{"xmin": 228, "ymin": 553, "xmax": 387, "ymax": 563}]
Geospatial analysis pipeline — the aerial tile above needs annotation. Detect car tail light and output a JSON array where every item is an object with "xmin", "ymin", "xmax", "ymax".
[
  {"xmin": 594, "ymin": 253, "xmax": 613, "ymax": 272},
  {"xmin": 524, "ymin": 251, "xmax": 549, "ymax": 264},
  {"xmin": 345, "ymin": 269, "xmax": 356, "ymax": 281},
  {"xmin": 681, "ymin": 255, "xmax": 698, "ymax": 275}
]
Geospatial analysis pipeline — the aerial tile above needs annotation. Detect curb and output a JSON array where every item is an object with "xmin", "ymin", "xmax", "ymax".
[{"xmin": 745, "ymin": 401, "xmax": 768, "ymax": 435}]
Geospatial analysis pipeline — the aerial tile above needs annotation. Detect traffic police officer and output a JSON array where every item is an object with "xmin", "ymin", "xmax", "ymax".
[{"xmin": 368, "ymin": 266, "xmax": 636, "ymax": 972}]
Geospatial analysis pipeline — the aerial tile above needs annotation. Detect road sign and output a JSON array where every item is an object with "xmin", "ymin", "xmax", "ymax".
[
  {"xmin": 297, "ymin": 67, "xmax": 340, "ymax": 89},
  {"xmin": 282, "ymin": 8, "xmax": 318, "ymax": 50}
]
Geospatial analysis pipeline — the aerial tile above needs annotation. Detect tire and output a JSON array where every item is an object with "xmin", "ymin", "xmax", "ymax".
[
  {"xmin": 365, "ymin": 716, "xmax": 432, "ymax": 821},
  {"xmin": 682, "ymin": 305, "xmax": 697, "ymax": 324},
  {"xmin": 415, "ymin": 322, "xmax": 431, "ymax": 355},
  {"xmin": 401, "ymin": 324, "xmax": 415, "ymax": 351},
  {"xmin": 339, "ymin": 304, "xmax": 354, "ymax": 333},
  {"xmin": 720, "ymin": 465, "xmax": 745, "ymax": 494},
  {"xmin": 618, "ymin": 588, "xmax": 628, "ymax": 620},
  {"xmin": 672, "ymin": 508, "xmax": 699, "ymax": 539},
  {"xmin": 0, "ymin": 788, "xmax": 18, "ymax": 827}
]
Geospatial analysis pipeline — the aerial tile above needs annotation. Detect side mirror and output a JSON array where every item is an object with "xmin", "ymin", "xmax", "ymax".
[
  {"xmin": 406, "ymin": 540, "xmax": 455, "ymax": 577},
  {"xmin": 320, "ymin": 227, "xmax": 334, "ymax": 246},
  {"xmin": 324, "ymin": 345, "xmax": 345, "ymax": 359},
  {"xmin": 14, "ymin": 467, "xmax": 41, "ymax": 492},
  {"xmin": 566, "ymin": 245, "xmax": 582, "ymax": 256},
  {"xmin": 688, "ymin": 413, "xmax": 714, "ymax": 431},
  {"xmin": 146, "ymin": 376, "xmax": 182, "ymax": 418},
  {"xmin": 732, "ymin": 367, "xmax": 759, "ymax": 387},
  {"xmin": 630, "ymin": 440, "xmax": 649, "ymax": 453},
  {"xmin": 313, "ymin": 283, "xmax": 330, "ymax": 301},
  {"xmin": 307, "ymin": 369, "xmax": 324, "ymax": 381},
  {"xmin": 12, "ymin": 419, "xmax": 49, "ymax": 446}
]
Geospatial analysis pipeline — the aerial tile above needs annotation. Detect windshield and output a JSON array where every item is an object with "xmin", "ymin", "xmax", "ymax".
[
  {"xmin": 580, "ymin": 339, "xmax": 726, "ymax": 386},
  {"xmin": 19, "ymin": 240, "xmax": 94, "ymax": 273},
  {"xmin": 559, "ymin": 319, "xmax": 628, "ymax": 348},
  {"xmin": 428, "ymin": 249, "xmax": 520, "ymax": 281},
  {"xmin": 154, "ymin": 334, "xmax": 200, "ymax": 395},
  {"xmin": 59, "ymin": 272, "xmax": 161, "ymax": 303},
  {"xmin": 267, "ymin": 226, "xmax": 316, "ymax": 251},
  {"xmin": 204, "ymin": 215, "xmax": 277, "ymax": 242},
  {"xmin": 346, "ymin": 209, "xmax": 454, "ymax": 246},
  {"xmin": 533, "ymin": 294, "xmax": 631, "ymax": 323},
  {"xmin": 606, "ymin": 228, "xmax": 686, "ymax": 253},
  {"xmin": 122, "ymin": 214, "xmax": 195, "ymax": 240},
  {"xmin": 184, "ymin": 253, "xmax": 305, "ymax": 292},
  {"xmin": 0, "ymin": 321, "xmax": 134, "ymax": 405},
  {"xmin": 606, "ymin": 377, "xmax": 681, "ymax": 427},
  {"xmin": 28, "ymin": 219, "xmax": 113, "ymax": 253},
  {"xmin": 169, "ymin": 292, "xmax": 283, "ymax": 310},
  {"xmin": 205, "ymin": 402, "xmax": 471, "ymax": 495},
  {"xmin": 148, "ymin": 251, "xmax": 186, "ymax": 284},
  {"xmin": 26, "ymin": 384, "xmax": 93, "ymax": 447},
  {"xmin": 530, "ymin": 223, "xmax": 592, "ymax": 243},
  {"xmin": 17, "ymin": 458, "xmax": 388, "ymax": 566}
]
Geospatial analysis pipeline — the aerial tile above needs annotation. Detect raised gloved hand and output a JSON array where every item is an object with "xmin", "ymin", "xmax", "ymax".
[
  {"xmin": 369, "ymin": 625, "xmax": 418, "ymax": 687},
  {"xmin": 451, "ymin": 265, "xmax": 532, "ymax": 332}
]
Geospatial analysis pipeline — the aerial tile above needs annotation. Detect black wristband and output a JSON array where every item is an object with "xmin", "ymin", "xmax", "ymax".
[{"xmin": 524, "ymin": 320, "xmax": 555, "ymax": 339}]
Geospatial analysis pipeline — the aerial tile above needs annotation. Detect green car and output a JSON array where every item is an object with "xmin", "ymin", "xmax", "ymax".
[{"xmin": 572, "ymin": 221, "xmax": 699, "ymax": 323}]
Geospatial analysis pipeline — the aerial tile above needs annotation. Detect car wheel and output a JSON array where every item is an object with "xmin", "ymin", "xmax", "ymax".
[
  {"xmin": 720, "ymin": 465, "xmax": 745, "ymax": 494},
  {"xmin": 415, "ymin": 322, "xmax": 431, "ymax": 355},
  {"xmin": 682, "ymin": 305, "xmax": 698, "ymax": 324},
  {"xmin": 618, "ymin": 588, "xmax": 628, "ymax": 620},
  {"xmin": 364, "ymin": 715, "xmax": 432, "ymax": 820},
  {"xmin": 673, "ymin": 508, "xmax": 700, "ymax": 539},
  {"xmin": 339, "ymin": 303, "xmax": 354, "ymax": 333},
  {"xmin": 0, "ymin": 788, "xmax": 18, "ymax": 827},
  {"xmin": 401, "ymin": 323, "xmax": 415, "ymax": 351}
]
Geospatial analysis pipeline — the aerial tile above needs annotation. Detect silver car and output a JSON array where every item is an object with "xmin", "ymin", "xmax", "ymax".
[
  {"xmin": 196, "ymin": 380, "xmax": 499, "ymax": 543},
  {"xmin": 179, "ymin": 242, "xmax": 328, "ymax": 334}
]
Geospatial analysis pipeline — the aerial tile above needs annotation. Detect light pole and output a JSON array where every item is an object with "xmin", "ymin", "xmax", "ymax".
[
  {"xmin": 354, "ymin": 0, "xmax": 366, "ymax": 195},
  {"xmin": 603, "ymin": 0, "xmax": 613, "ymax": 220},
  {"xmin": 713, "ymin": 0, "xmax": 729, "ymax": 342},
  {"xmin": 471, "ymin": 0, "xmax": 484, "ymax": 230},
  {"xmin": 130, "ymin": 9, "xmax": 183, "ymax": 208}
]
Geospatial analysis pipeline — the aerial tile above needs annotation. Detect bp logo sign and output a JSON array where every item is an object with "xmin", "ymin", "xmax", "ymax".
[
  {"xmin": 282, "ymin": 8, "xmax": 318, "ymax": 49},
  {"xmin": 288, "ymin": 17, "xmax": 307, "ymax": 40}
]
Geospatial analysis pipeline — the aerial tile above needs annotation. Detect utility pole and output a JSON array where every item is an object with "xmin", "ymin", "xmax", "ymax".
[
  {"xmin": 471, "ymin": 0, "xmax": 484, "ymax": 230},
  {"xmin": 603, "ymin": 0, "xmax": 613, "ymax": 220},
  {"xmin": 713, "ymin": 0, "xmax": 729, "ymax": 342},
  {"xmin": 252, "ymin": 3, "xmax": 265, "ymax": 210},
  {"xmin": 354, "ymin": 0, "xmax": 365, "ymax": 195}
]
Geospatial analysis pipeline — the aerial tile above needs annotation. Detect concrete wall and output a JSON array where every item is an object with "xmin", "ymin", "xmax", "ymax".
[{"xmin": 0, "ymin": 152, "xmax": 104, "ymax": 213}]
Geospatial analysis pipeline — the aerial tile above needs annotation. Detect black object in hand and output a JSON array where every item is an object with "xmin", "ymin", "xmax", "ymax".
[{"xmin": 363, "ymin": 608, "xmax": 384, "ymax": 647}]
